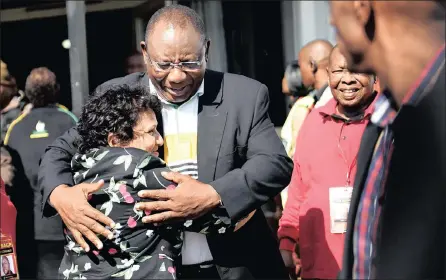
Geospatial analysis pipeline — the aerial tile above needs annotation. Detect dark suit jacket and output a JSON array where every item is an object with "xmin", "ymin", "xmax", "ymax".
[
  {"xmin": 38, "ymin": 70, "xmax": 293, "ymax": 279},
  {"xmin": 340, "ymin": 67, "xmax": 445, "ymax": 278}
]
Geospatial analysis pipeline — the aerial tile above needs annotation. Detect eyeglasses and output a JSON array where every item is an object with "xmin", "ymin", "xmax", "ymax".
[{"xmin": 147, "ymin": 55, "xmax": 204, "ymax": 73}]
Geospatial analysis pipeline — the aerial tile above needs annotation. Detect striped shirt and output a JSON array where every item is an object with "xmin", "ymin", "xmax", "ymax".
[
  {"xmin": 352, "ymin": 44, "xmax": 445, "ymax": 279},
  {"xmin": 149, "ymin": 80, "xmax": 214, "ymax": 265}
]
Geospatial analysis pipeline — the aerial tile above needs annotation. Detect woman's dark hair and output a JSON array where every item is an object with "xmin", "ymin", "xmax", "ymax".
[{"xmin": 77, "ymin": 84, "xmax": 161, "ymax": 153}]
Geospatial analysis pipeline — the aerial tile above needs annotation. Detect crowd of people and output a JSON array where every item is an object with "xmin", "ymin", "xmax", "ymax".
[{"xmin": 0, "ymin": 1, "xmax": 444, "ymax": 279}]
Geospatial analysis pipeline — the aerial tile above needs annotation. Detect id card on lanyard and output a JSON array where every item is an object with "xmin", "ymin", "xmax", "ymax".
[
  {"xmin": 328, "ymin": 121, "xmax": 357, "ymax": 234},
  {"xmin": 329, "ymin": 186, "xmax": 353, "ymax": 233}
]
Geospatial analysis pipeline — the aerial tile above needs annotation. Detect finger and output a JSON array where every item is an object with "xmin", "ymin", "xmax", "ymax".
[
  {"xmin": 142, "ymin": 211, "xmax": 178, "ymax": 224},
  {"xmin": 77, "ymin": 223, "xmax": 103, "ymax": 250},
  {"xmin": 137, "ymin": 189, "xmax": 172, "ymax": 200},
  {"xmin": 70, "ymin": 228, "xmax": 90, "ymax": 252},
  {"xmin": 83, "ymin": 180, "xmax": 105, "ymax": 194},
  {"xmin": 135, "ymin": 200, "xmax": 172, "ymax": 212},
  {"xmin": 81, "ymin": 210, "xmax": 114, "ymax": 239},
  {"xmin": 161, "ymin": 171, "xmax": 188, "ymax": 183},
  {"xmin": 84, "ymin": 205, "xmax": 115, "ymax": 230}
]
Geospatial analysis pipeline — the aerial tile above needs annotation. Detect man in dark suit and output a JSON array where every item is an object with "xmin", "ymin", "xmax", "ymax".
[
  {"xmin": 38, "ymin": 4, "xmax": 293, "ymax": 279},
  {"xmin": 329, "ymin": 1, "xmax": 445, "ymax": 279}
]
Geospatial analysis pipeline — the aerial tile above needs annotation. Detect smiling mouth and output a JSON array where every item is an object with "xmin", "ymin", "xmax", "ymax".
[
  {"xmin": 340, "ymin": 88, "xmax": 360, "ymax": 93},
  {"xmin": 167, "ymin": 86, "xmax": 189, "ymax": 95}
]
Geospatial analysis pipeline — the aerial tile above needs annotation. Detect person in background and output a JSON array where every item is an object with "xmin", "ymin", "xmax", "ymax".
[
  {"xmin": 5, "ymin": 67, "xmax": 78, "ymax": 279},
  {"xmin": 280, "ymin": 40, "xmax": 334, "ymax": 221},
  {"xmin": 278, "ymin": 46, "xmax": 379, "ymax": 279},
  {"xmin": 125, "ymin": 51, "xmax": 145, "ymax": 75},
  {"xmin": 39, "ymin": 5, "xmax": 292, "ymax": 279},
  {"xmin": 281, "ymin": 40, "xmax": 333, "ymax": 159},
  {"xmin": 0, "ymin": 59, "xmax": 18, "ymax": 277},
  {"xmin": 1, "ymin": 90, "xmax": 31, "ymax": 142},
  {"xmin": 329, "ymin": 1, "xmax": 445, "ymax": 279}
]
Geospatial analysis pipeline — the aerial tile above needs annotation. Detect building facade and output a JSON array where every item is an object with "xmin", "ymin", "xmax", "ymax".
[{"xmin": 1, "ymin": 0, "xmax": 335, "ymax": 125}]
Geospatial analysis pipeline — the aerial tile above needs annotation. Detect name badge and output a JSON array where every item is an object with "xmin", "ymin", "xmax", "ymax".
[
  {"xmin": 0, "ymin": 233, "xmax": 19, "ymax": 279},
  {"xmin": 329, "ymin": 186, "xmax": 353, "ymax": 234}
]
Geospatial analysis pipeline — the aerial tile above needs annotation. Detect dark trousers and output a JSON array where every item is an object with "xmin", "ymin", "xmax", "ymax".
[
  {"xmin": 177, "ymin": 263, "xmax": 221, "ymax": 279},
  {"xmin": 36, "ymin": 240, "xmax": 65, "ymax": 279},
  {"xmin": 18, "ymin": 239, "xmax": 64, "ymax": 279}
]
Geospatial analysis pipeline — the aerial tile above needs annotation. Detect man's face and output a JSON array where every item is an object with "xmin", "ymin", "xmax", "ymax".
[
  {"xmin": 126, "ymin": 54, "xmax": 145, "ymax": 74},
  {"xmin": 328, "ymin": 48, "xmax": 375, "ymax": 109},
  {"xmin": 141, "ymin": 22, "xmax": 208, "ymax": 103},
  {"xmin": 329, "ymin": 1, "xmax": 374, "ymax": 73}
]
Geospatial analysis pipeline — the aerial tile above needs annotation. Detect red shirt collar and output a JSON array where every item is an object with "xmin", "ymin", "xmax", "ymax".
[{"xmin": 319, "ymin": 92, "xmax": 379, "ymax": 122}]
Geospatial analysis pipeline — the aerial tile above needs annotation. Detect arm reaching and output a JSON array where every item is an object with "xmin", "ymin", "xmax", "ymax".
[
  {"xmin": 38, "ymin": 127, "xmax": 115, "ymax": 251},
  {"xmin": 39, "ymin": 127, "xmax": 80, "ymax": 216}
]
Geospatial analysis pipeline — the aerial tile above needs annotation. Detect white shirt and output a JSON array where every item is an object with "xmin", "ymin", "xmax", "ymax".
[{"xmin": 149, "ymin": 79, "xmax": 214, "ymax": 265}]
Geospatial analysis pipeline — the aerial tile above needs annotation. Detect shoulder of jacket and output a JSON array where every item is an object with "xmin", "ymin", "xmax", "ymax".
[
  {"xmin": 94, "ymin": 72, "xmax": 146, "ymax": 94},
  {"xmin": 222, "ymin": 72, "xmax": 264, "ymax": 89}
]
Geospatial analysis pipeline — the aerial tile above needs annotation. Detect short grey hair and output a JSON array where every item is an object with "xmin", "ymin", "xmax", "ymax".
[{"xmin": 145, "ymin": 4, "xmax": 208, "ymax": 45}]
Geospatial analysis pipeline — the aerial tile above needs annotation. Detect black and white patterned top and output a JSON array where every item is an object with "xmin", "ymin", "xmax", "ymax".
[{"xmin": 59, "ymin": 147, "xmax": 232, "ymax": 279}]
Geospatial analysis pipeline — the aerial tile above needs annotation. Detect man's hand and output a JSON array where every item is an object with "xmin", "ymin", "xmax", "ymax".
[
  {"xmin": 280, "ymin": 249, "xmax": 299, "ymax": 279},
  {"xmin": 49, "ymin": 181, "xmax": 115, "ymax": 252},
  {"xmin": 136, "ymin": 171, "xmax": 221, "ymax": 224}
]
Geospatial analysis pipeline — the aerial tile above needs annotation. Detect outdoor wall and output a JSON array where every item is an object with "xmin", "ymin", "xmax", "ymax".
[{"xmin": 281, "ymin": 1, "xmax": 336, "ymax": 65}]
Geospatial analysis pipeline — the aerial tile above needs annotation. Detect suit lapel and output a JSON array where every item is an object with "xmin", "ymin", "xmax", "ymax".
[
  {"xmin": 341, "ymin": 122, "xmax": 381, "ymax": 277},
  {"xmin": 350, "ymin": 123, "xmax": 381, "ymax": 212},
  {"xmin": 197, "ymin": 70, "xmax": 227, "ymax": 183}
]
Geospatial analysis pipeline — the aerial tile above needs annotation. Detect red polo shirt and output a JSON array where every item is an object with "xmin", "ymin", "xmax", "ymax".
[{"xmin": 278, "ymin": 97, "xmax": 376, "ymax": 279}]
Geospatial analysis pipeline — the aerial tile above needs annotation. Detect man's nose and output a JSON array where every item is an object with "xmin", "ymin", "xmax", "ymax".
[
  {"xmin": 167, "ymin": 67, "xmax": 187, "ymax": 84},
  {"xmin": 341, "ymin": 72, "xmax": 356, "ymax": 84}
]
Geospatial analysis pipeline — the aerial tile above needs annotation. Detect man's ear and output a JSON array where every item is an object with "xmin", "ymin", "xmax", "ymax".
[
  {"xmin": 354, "ymin": 1, "xmax": 375, "ymax": 41},
  {"xmin": 205, "ymin": 40, "xmax": 211, "ymax": 62},
  {"xmin": 353, "ymin": 1, "xmax": 372, "ymax": 24},
  {"xmin": 140, "ymin": 41, "xmax": 149, "ymax": 64},
  {"xmin": 310, "ymin": 59, "xmax": 318, "ymax": 74}
]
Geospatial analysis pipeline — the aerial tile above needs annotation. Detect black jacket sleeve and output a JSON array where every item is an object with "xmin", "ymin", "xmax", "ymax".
[
  {"xmin": 210, "ymin": 84, "xmax": 293, "ymax": 224},
  {"xmin": 39, "ymin": 127, "xmax": 80, "ymax": 217}
]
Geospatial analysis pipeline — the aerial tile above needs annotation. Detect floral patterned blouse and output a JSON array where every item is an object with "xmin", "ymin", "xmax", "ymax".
[{"xmin": 59, "ymin": 147, "xmax": 233, "ymax": 279}]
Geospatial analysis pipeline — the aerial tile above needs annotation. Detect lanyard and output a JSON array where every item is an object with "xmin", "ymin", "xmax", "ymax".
[{"xmin": 337, "ymin": 122, "xmax": 358, "ymax": 186}]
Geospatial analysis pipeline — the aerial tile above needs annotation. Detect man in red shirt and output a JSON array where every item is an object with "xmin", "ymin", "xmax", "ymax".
[{"xmin": 278, "ymin": 46, "xmax": 378, "ymax": 279}]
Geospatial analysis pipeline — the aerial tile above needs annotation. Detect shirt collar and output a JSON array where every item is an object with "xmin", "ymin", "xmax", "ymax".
[
  {"xmin": 148, "ymin": 78, "xmax": 204, "ymax": 106},
  {"xmin": 371, "ymin": 43, "xmax": 445, "ymax": 128},
  {"xmin": 319, "ymin": 94, "xmax": 376, "ymax": 123}
]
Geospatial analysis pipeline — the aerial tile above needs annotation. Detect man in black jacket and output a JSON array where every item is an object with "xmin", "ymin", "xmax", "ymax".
[
  {"xmin": 38, "ymin": 4, "xmax": 292, "ymax": 279},
  {"xmin": 329, "ymin": 1, "xmax": 445, "ymax": 279},
  {"xmin": 6, "ymin": 67, "xmax": 78, "ymax": 279}
]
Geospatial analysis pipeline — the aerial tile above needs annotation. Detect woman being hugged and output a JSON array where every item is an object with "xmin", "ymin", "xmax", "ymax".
[{"xmin": 60, "ymin": 85, "xmax": 232, "ymax": 279}]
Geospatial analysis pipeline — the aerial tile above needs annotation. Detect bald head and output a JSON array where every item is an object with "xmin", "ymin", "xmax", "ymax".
[
  {"xmin": 145, "ymin": 4, "xmax": 207, "ymax": 44},
  {"xmin": 328, "ymin": 45, "xmax": 341, "ymax": 67},
  {"xmin": 297, "ymin": 39, "xmax": 333, "ymax": 89},
  {"xmin": 299, "ymin": 39, "xmax": 334, "ymax": 64}
]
